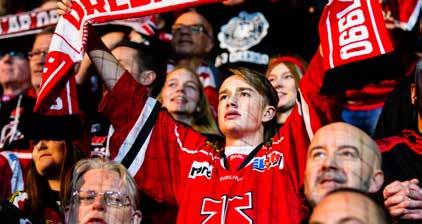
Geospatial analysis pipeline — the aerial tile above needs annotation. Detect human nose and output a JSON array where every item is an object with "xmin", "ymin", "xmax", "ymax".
[
  {"xmin": 91, "ymin": 194, "xmax": 106, "ymax": 211},
  {"xmin": 34, "ymin": 140, "xmax": 48, "ymax": 151},
  {"xmin": 226, "ymin": 94, "xmax": 238, "ymax": 107},
  {"xmin": 321, "ymin": 154, "xmax": 338, "ymax": 170}
]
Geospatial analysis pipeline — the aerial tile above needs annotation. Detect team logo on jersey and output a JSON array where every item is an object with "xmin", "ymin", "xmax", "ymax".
[
  {"xmin": 201, "ymin": 192, "xmax": 253, "ymax": 224},
  {"xmin": 252, "ymin": 151, "xmax": 284, "ymax": 172},
  {"xmin": 189, "ymin": 161, "xmax": 213, "ymax": 179},
  {"xmin": 218, "ymin": 11, "xmax": 269, "ymax": 52}
]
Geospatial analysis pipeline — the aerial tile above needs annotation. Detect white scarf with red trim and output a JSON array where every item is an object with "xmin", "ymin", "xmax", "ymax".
[
  {"xmin": 319, "ymin": 0, "xmax": 394, "ymax": 72},
  {"xmin": 34, "ymin": 0, "xmax": 223, "ymax": 115}
]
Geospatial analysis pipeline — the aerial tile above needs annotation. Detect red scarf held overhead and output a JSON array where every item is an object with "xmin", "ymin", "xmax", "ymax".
[
  {"xmin": 34, "ymin": 0, "xmax": 223, "ymax": 115},
  {"xmin": 318, "ymin": 0, "xmax": 394, "ymax": 72}
]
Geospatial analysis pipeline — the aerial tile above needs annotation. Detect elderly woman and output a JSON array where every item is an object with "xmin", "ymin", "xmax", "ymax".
[{"xmin": 66, "ymin": 158, "xmax": 142, "ymax": 224}]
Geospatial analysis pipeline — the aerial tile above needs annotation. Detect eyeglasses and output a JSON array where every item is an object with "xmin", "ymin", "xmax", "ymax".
[
  {"xmin": 171, "ymin": 24, "xmax": 210, "ymax": 36},
  {"xmin": 0, "ymin": 51, "xmax": 27, "ymax": 59},
  {"xmin": 72, "ymin": 190, "xmax": 132, "ymax": 208},
  {"xmin": 28, "ymin": 50, "xmax": 48, "ymax": 59}
]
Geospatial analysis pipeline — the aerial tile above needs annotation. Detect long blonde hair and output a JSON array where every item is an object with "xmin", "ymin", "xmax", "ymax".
[{"xmin": 158, "ymin": 66, "xmax": 220, "ymax": 136}]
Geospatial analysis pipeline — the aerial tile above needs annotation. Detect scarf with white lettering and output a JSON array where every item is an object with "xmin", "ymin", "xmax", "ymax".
[
  {"xmin": 319, "ymin": 0, "xmax": 393, "ymax": 71},
  {"xmin": 318, "ymin": 0, "xmax": 399, "ymax": 94},
  {"xmin": 34, "ymin": 0, "xmax": 223, "ymax": 114}
]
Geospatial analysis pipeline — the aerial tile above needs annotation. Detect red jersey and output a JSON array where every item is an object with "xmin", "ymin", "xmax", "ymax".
[{"xmin": 100, "ymin": 51, "xmax": 337, "ymax": 224}]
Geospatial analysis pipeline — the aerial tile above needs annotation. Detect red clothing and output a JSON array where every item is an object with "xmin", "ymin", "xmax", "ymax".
[
  {"xmin": 0, "ymin": 87, "xmax": 36, "ymax": 200},
  {"xmin": 9, "ymin": 191, "xmax": 63, "ymax": 224},
  {"xmin": 99, "ymin": 52, "xmax": 337, "ymax": 223},
  {"xmin": 344, "ymin": 79, "xmax": 399, "ymax": 111}
]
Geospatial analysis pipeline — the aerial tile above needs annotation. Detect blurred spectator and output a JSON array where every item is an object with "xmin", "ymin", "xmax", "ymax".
[
  {"xmin": 309, "ymin": 188, "xmax": 388, "ymax": 224},
  {"xmin": 29, "ymin": 26, "xmax": 54, "ymax": 94},
  {"xmin": 0, "ymin": 44, "xmax": 36, "ymax": 200},
  {"xmin": 304, "ymin": 122, "xmax": 384, "ymax": 206},
  {"xmin": 376, "ymin": 59, "xmax": 422, "ymax": 223},
  {"xmin": 9, "ymin": 114, "xmax": 84, "ymax": 224},
  {"xmin": 157, "ymin": 66, "xmax": 219, "ymax": 135},
  {"xmin": 168, "ymin": 10, "xmax": 222, "ymax": 113},
  {"xmin": 383, "ymin": 179, "xmax": 422, "ymax": 222},
  {"xmin": 265, "ymin": 55, "xmax": 307, "ymax": 126},
  {"xmin": 65, "ymin": 158, "xmax": 142, "ymax": 224}
]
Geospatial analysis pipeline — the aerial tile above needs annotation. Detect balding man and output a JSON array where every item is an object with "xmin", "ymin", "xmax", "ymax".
[
  {"xmin": 169, "ymin": 10, "xmax": 221, "ymax": 113},
  {"xmin": 310, "ymin": 189, "xmax": 388, "ymax": 224},
  {"xmin": 304, "ymin": 122, "xmax": 384, "ymax": 206}
]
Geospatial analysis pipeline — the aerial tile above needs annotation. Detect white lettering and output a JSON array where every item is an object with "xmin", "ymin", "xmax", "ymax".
[{"xmin": 340, "ymin": 40, "xmax": 373, "ymax": 59}]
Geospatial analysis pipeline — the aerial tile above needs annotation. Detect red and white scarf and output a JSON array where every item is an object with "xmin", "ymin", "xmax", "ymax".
[
  {"xmin": 319, "ymin": 0, "xmax": 394, "ymax": 72},
  {"xmin": 34, "ymin": 0, "xmax": 223, "ymax": 114}
]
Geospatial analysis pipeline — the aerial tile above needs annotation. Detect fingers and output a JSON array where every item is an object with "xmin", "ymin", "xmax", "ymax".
[
  {"xmin": 385, "ymin": 193, "xmax": 408, "ymax": 208},
  {"xmin": 56, "ymin": 0, "xmax": 72, "ymax": 16},
  {"xmin": 408, "ymin": 184, "xmax": 422, "ymax": 201},
  {"xmin": 410, "ymin": 178, "xmax": 419, "ymax": 185},
  {"xmin": 401, "ymin": 210, "xmax": 422, "ymax": 220},
  {"xmin": 222, "ymin": 0, "xmax": 245, "ymax": 6},
  {"xmin": 384, "ymin": 180, "xmax": 411, "ymax": 198}
]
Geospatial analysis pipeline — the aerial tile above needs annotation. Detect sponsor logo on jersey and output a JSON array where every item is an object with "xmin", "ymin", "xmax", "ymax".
[
  {"xmin": 219, "ymin": 175, "xmax": 243, "ymax": 182},
  {"xmin": 189, "ymin": 161, "xmax": 213, "ymax": 179},
  {"xmin": 252, "ymin": 151, "xmax": 284, "ymax": 172}
]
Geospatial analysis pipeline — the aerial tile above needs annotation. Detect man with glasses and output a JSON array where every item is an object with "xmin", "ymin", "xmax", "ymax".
[
  {"xmin": 0, "ymin": 41, "xmax": 36, "ymax": 200},
  {"xmin": 29, "ymin": 27, "xmax": 54, "ymax": 94},
  {"xmin": 66, "ymin": 158, "xmax": 142, "ymax": 224},
  {"xmin": 169, "ymin": 10, "xmax": 221, "ymax": 113}
]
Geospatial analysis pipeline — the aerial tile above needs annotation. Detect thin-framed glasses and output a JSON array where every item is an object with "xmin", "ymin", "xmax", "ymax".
[
  {"xmin": 28, "ymin": 50, "xmax": 48, "ymax": 59},
  {"xmin": 72, "ymin": 190, "xmax": 132, "ymax": 208},
  {"xmin": 171, "ymin": 24, "xmax": 210, "ymax": 37}
]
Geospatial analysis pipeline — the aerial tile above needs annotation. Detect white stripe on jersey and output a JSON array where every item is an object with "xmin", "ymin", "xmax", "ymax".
[
  {"xmin": 114, "ymin": 97, "xmax": 157, "ymax": 166},
  {"xmin": 0, "ymin": 151, "xmax": 24, "ymax": 193},
  {"xmin": 297, "ymin": 89, "xmax": 314, "ymax": 140}
]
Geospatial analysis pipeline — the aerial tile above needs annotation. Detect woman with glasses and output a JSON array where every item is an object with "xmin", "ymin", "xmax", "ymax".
[
  {"xmin": 66, "ymin": 158, "xmax": 142, "ymax": 224},
  {"xmin": 8, "ymin": 115, "xmax": 85, "ymax": 224}
]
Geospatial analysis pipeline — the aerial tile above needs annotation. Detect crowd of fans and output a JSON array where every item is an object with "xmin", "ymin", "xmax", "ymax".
[{"xmin": 0, "ymin": 0, "xmax": 420, "ymax": 223}]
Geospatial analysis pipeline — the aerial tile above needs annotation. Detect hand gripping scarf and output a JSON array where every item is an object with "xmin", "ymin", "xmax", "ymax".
[{"xmin": 34, "ymin": 0, "xmax": 222, "ymax": 115}]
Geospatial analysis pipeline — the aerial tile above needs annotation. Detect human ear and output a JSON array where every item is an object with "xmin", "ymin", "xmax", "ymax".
[
  {"xmin": 369, "ymin": 170, "xmax": 384, "ymax": 193},
  {"xmin": 262, "ymin": 105, "xmax": 276, "ymax": 123},
  {"xmin": 131, "ymin": 210, "xmax": 142, "ymax": 224},
  {"xmin": 139, "ymin": 70, "xmax": 156, "ymax": 86}
]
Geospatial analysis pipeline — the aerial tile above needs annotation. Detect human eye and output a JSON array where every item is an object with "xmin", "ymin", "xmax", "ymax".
[
  {"xmin": 106, "ymin": 192, "xmax": 130, "ymax": 207},
  {"xmin": 267, "ymin": 77, "xmax": 275, "ymax": 82},
  {"xmin": 338, "ymin": 148, "xmax": 358, "ymax": 159},
  {"xmin": 219, "ymin": 94, "xmax": 228, "ymax": 101},
  {"xmin": 186, "ymin": 83, "xmax": 198, "ymax": 91},
  {"xmin": 310, "ymin": 149, "xmax": 326, "ymax": 160},
  {"xmin": 240, "ymin": 91, "xmax": 251, "ymax": 97},
  {"xmin": 77, "ymin": 191, "xmax": 96, "ymax": 203},
  {"xmin": 283, "ymin": 73, "xmax": 294, "ymax": 79},
  {"xmin": 167, "ymin": 81, "xmax": 176, "ymax": 88}
]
